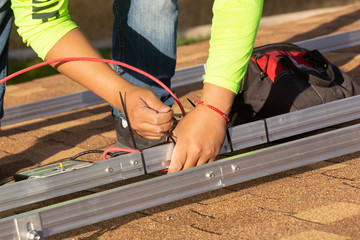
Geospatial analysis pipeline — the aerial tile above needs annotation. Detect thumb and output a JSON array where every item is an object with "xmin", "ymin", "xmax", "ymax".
[
  {"xmin": 144, "ymin": 94, "xmax": 171, "ymax": 113},
  {"xmin": 168, "ymin": 160, "xmax": 182, "ymax": 174}
]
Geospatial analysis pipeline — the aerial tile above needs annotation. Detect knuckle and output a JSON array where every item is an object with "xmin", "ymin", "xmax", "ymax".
[
  {"xmin": 203, "ymin": 147, "xmax": 216, "ymax": 158},
  {"xmin": 192, "ymin": 146, "xmax": 203, "ymax": 156}
]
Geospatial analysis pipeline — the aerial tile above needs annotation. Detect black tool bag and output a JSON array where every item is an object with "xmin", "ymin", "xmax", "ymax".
[{"xmin": 229, "ymin": 42, "xmax": 360, "ymax": 125}]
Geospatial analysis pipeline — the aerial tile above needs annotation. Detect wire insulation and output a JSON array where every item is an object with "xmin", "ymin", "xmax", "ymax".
[
  {"xmin": 2, "ymin": 57, "xmax": 182, "ymax": 160},
  {"xmin": 102, "ymin": 147, "xmax": 139, "ymax": 160},
  {"xmin": 0, "ymin": 57, "xmax": 186, "ymax": 116}
]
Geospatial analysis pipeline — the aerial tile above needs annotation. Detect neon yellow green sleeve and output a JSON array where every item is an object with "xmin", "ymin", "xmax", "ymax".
[
  {"xmin": 203, "ymin": 0, "xmax": 263, "ymax": 94},
  {"xmin": 11, "ymin": 0, "xmax": 78, "ymax": 60}
]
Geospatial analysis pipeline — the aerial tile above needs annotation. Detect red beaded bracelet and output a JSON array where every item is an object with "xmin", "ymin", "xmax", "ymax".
[{"xmin": 194, "ymin": 101, "xmax": 230, "ymax": 123}]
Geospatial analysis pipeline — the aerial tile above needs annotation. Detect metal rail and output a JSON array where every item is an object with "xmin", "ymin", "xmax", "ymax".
[
  {"xmin": 0, "ymin": 93, "xmax": 358, "ymax": 212},
  {"xmin": 1, "ymin": 90, "xmax": 105, "ymax": 127},
  {"xmin": 1, "ymin": 122, "xmax": 359, "ymax": 239},
  {"xmin": 0, "ymin": 119, "xmax": 266, "ymax": 212},
  {"xmin": 296, "ymin": 29, "xmax": 360, "ymax": 52},
  {"xmin": 1, "ymin": 95, "xmax": 359, "ymax": 212},
  {"xmin": 265, "ymin": 95, "xmax": 360, "ymax": 141},
  {"xmin": 2, "ymin": 29, "xmax": 360, "ymax": 127},
  {"xmin": 0, "ymin": 29, "xmax": 360, "ymax": 239}
]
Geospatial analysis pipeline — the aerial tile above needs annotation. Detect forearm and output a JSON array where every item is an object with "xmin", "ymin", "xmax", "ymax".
[
  {"xmin": 45, "ymin": 28, "xmax": 134, "ymax": 111},
  {"xmin": 204, "ymin": 0, "xmax": 263, "ymax": 94},
  {"xmin": 200, "ymin": 83, "xmax": 235, "ymax": 117},
  {"xmin": 11, "ymin": 0, "xmax": 133, "ymax": 111},
  {"xmin": 12, "ymin": 0, "xmax": 173, "ymax": 138}
]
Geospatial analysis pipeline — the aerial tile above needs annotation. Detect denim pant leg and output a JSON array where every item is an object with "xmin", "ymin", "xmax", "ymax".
[
  {"xmin": 0, "ymin": 0, "xmax": 12, "ymax": 119},
  {"xmin": 112, "ymin": 0, "xmax": 178, "ymax": 117}
]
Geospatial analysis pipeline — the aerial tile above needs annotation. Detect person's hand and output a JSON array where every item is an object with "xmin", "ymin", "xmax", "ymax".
[
  {"xmin": 168, "ymin": 105, "xmax": 227, "ymax": 173},
  {"xmin": 43, "ymin": 28, "xmax": 173, "ymax": 140},
  {"xmin": 123, "ymin": 85, "xmax": 174, "ymax": 139}
]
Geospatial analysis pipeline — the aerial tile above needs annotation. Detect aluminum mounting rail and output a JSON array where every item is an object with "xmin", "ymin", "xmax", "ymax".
[
  {"xmin": 296, "ymin": 28, "xmax": 360, "ymax": 52},
  {"xmin": 1, "ymin": 29, "xmax": 360, "ymax": 127},
  {"xmin": 1, "ymin": 122, "xmax": 359, "ymax": 239},
  {"xmin": 264, "ymin": 94, "xmax": 360, "ymax": 141},
  {"xmin": 0, "ymin": 29, "xmax": 359, "ymax": 239},
  {"xmin": 0, "ymin": 120, "xmax": 264, "ymax": 212},
  {"xmin": 0, "ymin": 90, "xmax": 106, "ymax": 127},
  {"xmin": 1, "ymin": 94, "xmax": 359, "ymax": 213},
  {"xmin": 223, "ymin": 94, "xmax": 360, "ymax": 151}
]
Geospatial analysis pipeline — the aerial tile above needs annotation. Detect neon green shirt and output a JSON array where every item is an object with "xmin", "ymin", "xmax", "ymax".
[
  {"xmin": 11, "ymin": 0, "xmax": 78, "ymax": 60},
  {"xmin": 204, "ymin": 0, "xmax": 263, "ymax": 94}
]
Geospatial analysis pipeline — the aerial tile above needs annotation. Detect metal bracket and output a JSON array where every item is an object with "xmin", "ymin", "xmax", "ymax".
[{"xmin": 15, "ymin": 213, "xmax": 43, "ymax": 240}]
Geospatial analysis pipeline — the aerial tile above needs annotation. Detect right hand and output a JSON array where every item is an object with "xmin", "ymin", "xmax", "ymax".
[
  {"xmin": 168, "ymin": 104, "xmax": 227, "ymax": 173},
  {"xmin": 167, "ymin": 83, "xmax": 235, "ymax": 173},
  {"xmin": 122, "ymin": 85, "xmax": 174, "ymax": 140}
]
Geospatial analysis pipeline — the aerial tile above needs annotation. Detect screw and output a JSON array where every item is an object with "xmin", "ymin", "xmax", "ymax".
[
  {"xmin": 231, "ymin": 165, "xmax": 240, "ymax": 172},
  {"xmin": 58, "ymin": 162, "xmax": 66, "ymax": 171},
  {"xmin": 106, "ymin": 167, "xmax": 113, "ymax": 173},
  {"xmin": 27, "ymin": 230, "xmax": 41, "ymax": 240},
  {"xmin": 130, "ymin": 160, "xmax": 138, "ymax": 166},
  {"xmin": 205, "ymin": 171, "xmax": 215, "ymax": 179}
]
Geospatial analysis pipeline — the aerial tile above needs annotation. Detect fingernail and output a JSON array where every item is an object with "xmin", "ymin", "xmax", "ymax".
[
  {"xmin": 169, "ymin": 162, "xmax": 182, "ymax": 173},
  {"xmin": 162, "ymin": 160, "xmax": 171, "ymax": 167},
  {"xmin": 160, "ymin": 105, "xmax": 170, "ymax": 112}
]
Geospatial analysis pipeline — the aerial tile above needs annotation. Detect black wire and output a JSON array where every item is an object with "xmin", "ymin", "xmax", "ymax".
[
  {"xmin": 187, "ymin": 98, "xmax": 196, "ymax": 107},
  {"xmin": 225, "ymin": 127, "xmax": 234, "ymax": 152},
  {"xmin": 71, "ymin": 93, "xmax": 177, "ymax": 167},
  {"xmin": 119, "ymin": 92, "xmax": 138, "ymax": 149},
  {"xmin": 70, "ymin": 150, "xmax": 105, "ymax": 160},
  {"xmin": 119, "ymin": 91, "xmax": 148, "ymax": 174},
  {"xmin": 108, "ymin": 152, "xmax": 123, "ymax": 158},
  {"xmin": 165, "ymin": 119, "xmax": 178, "ymax": 147},
  {"xmin": 168, "ymin": 134, "xmax": 176, "ymax": 147},
  {"xmin": 0, "ymin": 176, "xmax": 15, "ymax": 186},
  {"xmin": 70, "ymin": 149, "xmax": 131, "ymax": 161}
]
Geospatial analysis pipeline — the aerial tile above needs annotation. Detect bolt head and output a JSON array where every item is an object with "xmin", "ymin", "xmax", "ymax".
[
  {"xmin": 231, "ymin": 165, "xmax": 240, "ymax": 172},
  {"xmin": 205, "ymin": 171, "xmax": 215, "ymax": 179},
  {"xmin": 27, "ymin": 230, "xmax": 41, "ymax": 240},
  {"xmin": 130, "ymin": 160, "xmax": 139, "ymax": 166}
]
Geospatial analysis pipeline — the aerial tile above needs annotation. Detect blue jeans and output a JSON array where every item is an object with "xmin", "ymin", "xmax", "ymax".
[
  {"xmin": 0, "ymin": 0, "xmax": 12, "ymax": 119},
  {"xmin": 111, "ymin": 0, "xmax": 178, "ymax": 117}
]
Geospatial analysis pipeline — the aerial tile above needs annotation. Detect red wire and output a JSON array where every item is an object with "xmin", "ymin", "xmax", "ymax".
[
  {"xmin": 102, "ymin": 147, "xmax": 139, "ymax": 160},
  {"xmin": 2, "ymin": 57, "xmax": 185, "ymax": 159},
  {"xmin": 0, "ymin": 57, "xmax": 186, "ymax": 116}
]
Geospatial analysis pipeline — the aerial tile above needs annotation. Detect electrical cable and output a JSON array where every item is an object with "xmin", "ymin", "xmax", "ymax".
[
  {"xmin": 70, "ymin": 150, "xmax": 107, "ymax": 160},
  {"xmin": 0, "ymin": 57, "xmax": 186, "ymax": 116},
  {"xmin": 118, "ymin": 91, "xmax": 148, "ymax": 174},
  {"xmin": 0, "ymin": 176, "xmax": 15, "ymax": 186},
  {"xmin": 119, "ymin": 91, "xmax": 138, "ymax": 149},
  {"xmin": 102, "ymin": 147, "xmax": 139, "ymax": 160},
  {"xmin": 69, "ymin": 148, "xmax": 139, "ymax": 162},
  {"xmin": 2, "ymin": 57, "xmax": 185, "ymax": 161}
]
